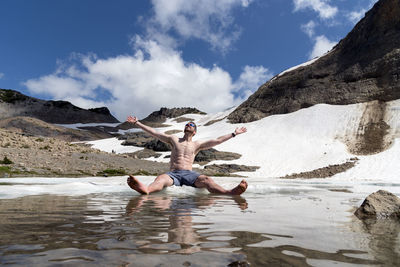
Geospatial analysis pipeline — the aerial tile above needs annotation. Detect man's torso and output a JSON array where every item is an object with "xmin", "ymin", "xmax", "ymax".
[{"xmin": 169, "ymin": 136, "xmax": 199, "ymax": 171}]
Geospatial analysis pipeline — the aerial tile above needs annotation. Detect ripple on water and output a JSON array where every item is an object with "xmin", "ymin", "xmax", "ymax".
[{"xmin": 0, "ymin": 189, "xmax": 396, "ymax": 266}]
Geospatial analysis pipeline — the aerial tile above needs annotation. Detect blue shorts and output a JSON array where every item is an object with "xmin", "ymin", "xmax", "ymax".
[{"xmin": 166, "ymin": 170, "xmax": 200, "ymax": 187}]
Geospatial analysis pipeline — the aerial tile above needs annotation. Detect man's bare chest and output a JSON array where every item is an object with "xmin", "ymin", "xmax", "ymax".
[{"xmin": 173, "ymin": 141, "xmax": 197, "ymax": 156}]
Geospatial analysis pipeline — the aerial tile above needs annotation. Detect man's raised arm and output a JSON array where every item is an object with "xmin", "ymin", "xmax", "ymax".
[
  {"xmin": 197, "ymin": 127, "xmax": 247, "ymax": 151},
  {"xmin": 126, "ymin": 115, "xmax": 171, "ymax": 143}
]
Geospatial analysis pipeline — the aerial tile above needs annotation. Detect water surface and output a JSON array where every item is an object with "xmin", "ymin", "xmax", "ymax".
[{"xmin": 0, "ymin": 177, "xmax": 399, "ymax": 266}]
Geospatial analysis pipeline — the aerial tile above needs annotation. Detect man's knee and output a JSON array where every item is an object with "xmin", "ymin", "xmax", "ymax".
[
  {"xmin": 196, "ymin": 175, "xmax": 212, "ymax": 186},
  {"xmin": 155, "ymin": 174, "xmax": 173, "ymax": 186}
]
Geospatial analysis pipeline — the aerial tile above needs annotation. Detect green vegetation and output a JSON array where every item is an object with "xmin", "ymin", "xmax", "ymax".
[
  {"xmin": 78, "ymin": 170, "xmax": 93, "ymax": 176},
  {"xmin": 0, "ymin": 89, "xmax": 27, "ymax": 103},
  {"xmin": 39, "ymin": 145, "xmax": 51, "ymax": 150},
  {"xmin": 0, "ymin": 156, "xmax": 13, "ymax": 164},
  {"xmin": 0, "ymin": 166, "xmax": 11, "ymax": 172},
  {"xmin": 0, "ymin": 166, "xmax": 11, "ymax": 177},
  {"xmin": 132, "ymin": 169, "xmax": 155, "ymax": 176},
  {"xmin": 36, "ymin": 138, "xmax": 44, "ymax": 142},
  {"xmin": 211, "ymin": 173, "xmax": 226, "ymax": 177},
  {"xmin": 97, "ymin": 168, "xmax": 127, "ymax": 176}
]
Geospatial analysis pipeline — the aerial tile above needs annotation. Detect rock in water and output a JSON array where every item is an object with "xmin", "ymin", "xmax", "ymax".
[
  {"xmin": 355, "ymin": 190, "xmax": 400, "ymax": 220},
  {"xmin": 228, "ymin": 0, "xmax": 400, "ymax": 123}
]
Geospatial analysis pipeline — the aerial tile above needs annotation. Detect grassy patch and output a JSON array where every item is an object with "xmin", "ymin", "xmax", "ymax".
[
  {"xmin": 211, "ymin": 173, "xmax": 227, "ymax": 177},
  {"xmin": 97, "ymin": 169, "xmax": 127, "ymax": 176},
  {"xmin": 0, "ymin": 166, "xmax": 12, "ymax": 177},
  {"xmin": 0, "ymin": 166, "xmax": 11, "ymax": 172},
  {"xmin": 132, "ymin": 169, "xmax": 156, "ymax": 176}
]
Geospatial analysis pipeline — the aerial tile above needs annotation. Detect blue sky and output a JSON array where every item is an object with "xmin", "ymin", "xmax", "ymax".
[{"xmin": 0, "ymin": 0, "xmax": 377, "ymax": 120}]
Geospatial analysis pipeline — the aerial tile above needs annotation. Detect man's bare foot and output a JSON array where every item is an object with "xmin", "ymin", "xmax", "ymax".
[
  {"xmin": 230, "ymin": 179, "xmax": 248, "ymax": 195},
  {"xmin": 127, "ymin": 175, "xmax": 149, "ymax": 195}
]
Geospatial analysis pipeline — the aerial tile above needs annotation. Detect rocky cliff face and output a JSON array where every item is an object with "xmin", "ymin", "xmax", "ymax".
[
  {"xmin": 142, "ymin": 107, "xmax": 206, "ymax": 123},
  {"xmin": 0, "ymin": 89, "xmax": 119, "ymax": 124},
  {"xmin": 228, "ymin": 0, "xmax": 400, "ymax": 123}
]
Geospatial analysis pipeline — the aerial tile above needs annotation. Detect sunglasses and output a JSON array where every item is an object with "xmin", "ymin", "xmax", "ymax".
[{"xmin": 185, "ymin": 122, "xmax": 196, "ymax": 127}]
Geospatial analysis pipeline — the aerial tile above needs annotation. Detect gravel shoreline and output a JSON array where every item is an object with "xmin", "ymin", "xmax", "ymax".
[{"xmin": 0, "ymin": 128, "xmax": 170, "ymax": 178}]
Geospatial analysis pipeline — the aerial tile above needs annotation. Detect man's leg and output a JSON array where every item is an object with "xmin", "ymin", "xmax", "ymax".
[
  {"xmin": 127, "ymin": 174, "xmax": 173, "ymax": 195},
  {"xmin": 194, "ymin": 175, "xmax": 248, "ymax": 195}
]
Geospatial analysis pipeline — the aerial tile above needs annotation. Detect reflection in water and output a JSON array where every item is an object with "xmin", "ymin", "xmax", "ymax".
[
  {"xmin": 0, "ymin": 192, "xmax": 389, "ymax": 266},
  {"xmin": 125, "ymin": 195, "xmax": 247, "ymax": 255},
  {"xmin": 352, "ymin": 216, "xmax": 400, "ymax": 266}
]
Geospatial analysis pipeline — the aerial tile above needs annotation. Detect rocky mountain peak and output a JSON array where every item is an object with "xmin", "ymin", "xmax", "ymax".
[
  {"xmin": 228, "ymin": 0, "xmax": 400, "ymax": 123},
  {"xmin": 142, "ymin": 107, "xmax": 206, "ymax": 123},
  {"xmin": 0, "ymin": 89, "xmax": 119, "ymax": 124},
  {"xmin": 336, "ymin": 0, "xmax": 400, "ymax": 68}
]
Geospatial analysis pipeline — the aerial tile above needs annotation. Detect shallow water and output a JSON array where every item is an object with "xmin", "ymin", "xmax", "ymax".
[{"xmin": 0, "ymin": 177, "xmax": 399, "ymax": 266}]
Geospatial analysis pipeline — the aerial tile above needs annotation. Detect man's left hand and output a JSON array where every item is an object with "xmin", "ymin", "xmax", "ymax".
[{"xmin": 234, "ymin": 127, "xmax": 247, "ymax": 135}]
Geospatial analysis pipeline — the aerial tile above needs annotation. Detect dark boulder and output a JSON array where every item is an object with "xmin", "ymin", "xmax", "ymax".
[
  {"xmin": 355, "ymin": 190, "xmax": 400, "ymax": 220},
  {"xmin": 195, "ymin": 148, "xmax": 241, "ymax": 164},
  {"xmin": 127, "ymin": 149, "xmax": 162, "ymax": 159},
  {"xmin": 120, "ymin": 131, "xmax": 171, "ymax": 151},
  {"xmin": 204, "ymin": 164, "xmax": 260, "ymax": 176},
  {"xmin": 120, "ymin": 131, "xmax": 154, "ymax": 146},
  {"xmin": 144, "ymin": 139, "xmax": 171, "ymax": 152}
]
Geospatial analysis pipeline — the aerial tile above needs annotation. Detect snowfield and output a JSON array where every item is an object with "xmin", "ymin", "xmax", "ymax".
[{"xmin": 85, "ymin": 99, "xmax": 400, "ymax": 182}]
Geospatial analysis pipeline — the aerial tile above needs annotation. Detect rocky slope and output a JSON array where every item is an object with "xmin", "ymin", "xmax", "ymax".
[
  {"xmin": 77, "ymin": 107, "xmax": 206, "ymax": 134},
  {"xmin": 0, "ymin": 128, "xmax": 170, "ymax": 177},
  {"xmin": 0, "ymin": 89, "xmax": 119, "ymax": 124},
  {"xmin": 228, "ymin": 0, "xmax": 400, "ymax": 123},
  {"xmin": 0, "ymin": 116, "xmax": 113, "ymax": 141},
  {"xmin": 0, "ymin": 128, "xmax": 248, "ymax": 178},
  {"xmin": 142, "ymin": 107, "xmax": 206, "ymax": 123}
]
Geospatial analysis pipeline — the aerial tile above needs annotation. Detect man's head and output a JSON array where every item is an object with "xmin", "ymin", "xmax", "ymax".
[{"xmin": 184, "ymin": 121, "xmax": 197, "ymax": 135}]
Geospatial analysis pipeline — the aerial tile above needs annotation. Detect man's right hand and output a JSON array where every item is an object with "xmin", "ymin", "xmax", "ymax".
[{"xmin": 127, "ymin": 115, "xmax": 138, "ymax": 124}]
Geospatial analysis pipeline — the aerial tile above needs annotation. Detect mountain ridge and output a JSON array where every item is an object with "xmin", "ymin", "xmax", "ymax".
[
  {"xmin": 228, "ymin": 0, "xmax": 400, "ymax": 123},
  {"xmin": 0, "ymin": 88, "xmax": 119, "ymax": 124}
]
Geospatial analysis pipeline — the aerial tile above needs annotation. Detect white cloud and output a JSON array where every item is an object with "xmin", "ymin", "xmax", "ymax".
[
  {"xmin": 146, "ymin": 0, "xmax": 252, "ymax": 53},
  {"xmin": 233, "ymin": 65, "xmax": 273, "ymax": 100},
  {"xmin": 24, "ymin": 38, "xmax": 269, "ymax": 121},
  {"xmin": 301, "ymin": 20, "xmax": 317, "ymax": 38},
  {"xmin": 309, "ymin": 35, "xmax": 337, "ymax": 59},
  {"xmin": 346, "ymin": 9, "xmax": 367, "ymax": 24},
  {"xmin": 241, "ymin": 0, "xmax": 253, "ymax": 8},
  {"xmin": 346, "ymin": 0, "xmax": 378, "ymax": 24},
  {"xmin": 0, "ymin": 73, "xmax": 4, "ymax": 79},
  {"xmin": 293, "ymin": 0, "xmax": 338, "ymax": 19}
]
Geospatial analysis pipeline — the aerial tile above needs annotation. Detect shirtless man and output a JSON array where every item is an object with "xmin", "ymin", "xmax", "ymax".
[{"xmin": 126, "ymin": 115, "xmax": 248, "ymax": 195}]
